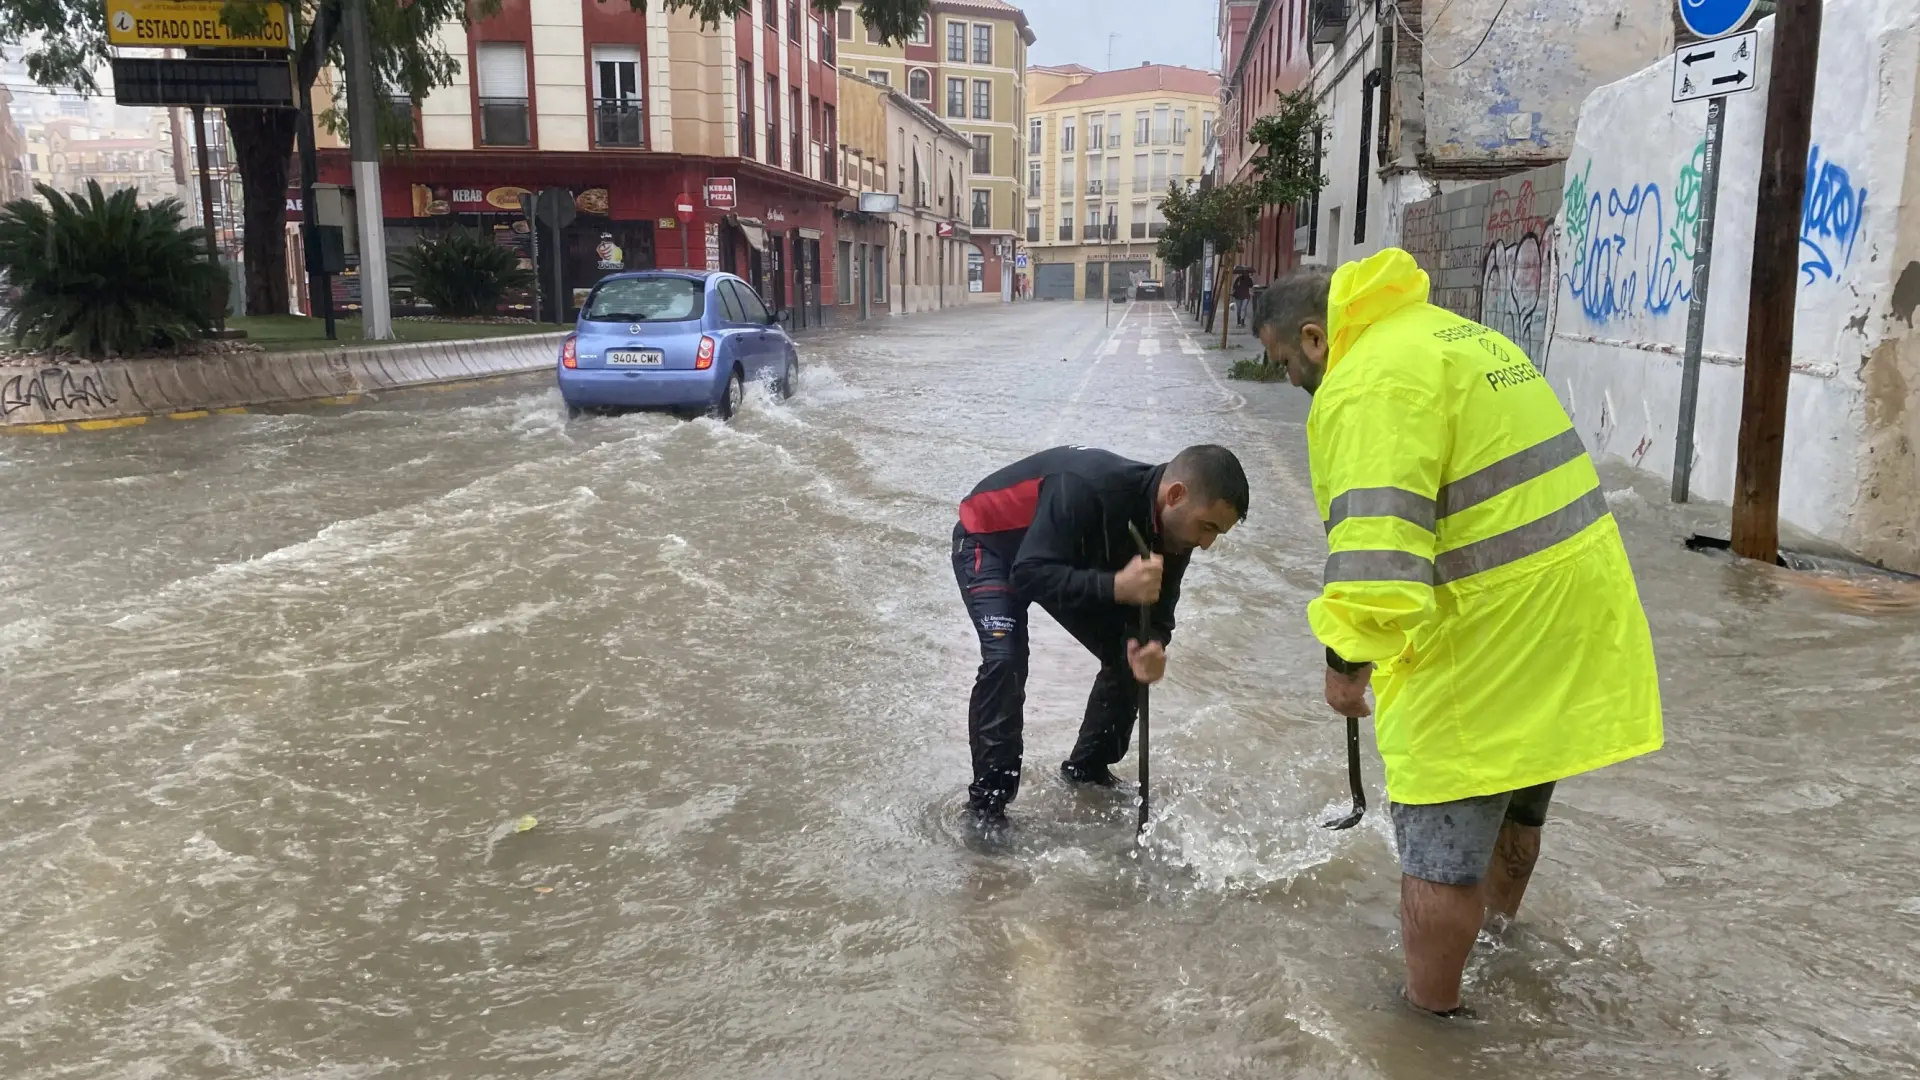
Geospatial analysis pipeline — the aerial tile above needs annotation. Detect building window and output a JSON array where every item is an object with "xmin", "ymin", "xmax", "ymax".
[
  {"xmin": 1133, "ymin": 152, "xmax": 1148, "ymax": 192},
  {"xmin": 1028, "ymin": 117, "xmax": 1042, "ymax": 156},
  {"xmin": 1058, "ymin": 205, "xmax": 1072, "ymax": 241},
  {"xmin": 476, "ymin": 42, "xmax": 531, "ymax": 147},
  {"xmin": 972, "ymin": 189, "xmax": 991, "ymax": 228},
  {"xmin": 867, "ymin": 69, "xmax": 891, "ymax": 87},
  {"xmin": 838, "ymin": 239, "xmax": 853, "ymax": 302},
  {"xmin": 1134, "ymin": 110, "xmax": 1149, "ymax": 146},
  {"xmin": 1060, "ymin": 117, "xmax": 1074, "ymax": 153},
  {"xmin": 908, "ymin": 68, "xmax": 931, "ymax": 101},
  {"xmin": 1171, "ymin": 153, "xmax": 1185, "ymax": 187},
  {"xmin": 947, "ymin": 21, "xmax": 967, "ymax": 62},
  {"xmin": 765, "ymin": 75, "xmax": 780, "ymax": 166},
  {"xmin": 822, "ymin": 102, "xmax": 837, "ymax": 182},
  {"xmin": 1087, "ymin": 156, "xmax": 1102, "ymax": 196},
  {"xmin": 1172, "ymin": 108, "xmax": 1187, "ymax": 143},
  {"xmin": 837, "ymin": 8, "xmax": 852, "ymax": 40},
  {"xmin": 1131, "ymin": 200, "xmax": 1148, "ymax": 239},
  {"xmin": 946, "ymin": 78, "xmax": 965, "ymax": 119},
  {"xmin": 1027, "ymin": 160, "xmax": 1041, "ymax": 198},
  {"xmin": 1151, "ymin": 151, "xmax": 1167, "ymax": 189},
  {"xmin": 973, "ymin": 24, "xmax": 992, "ymax": 65},
  {"xmin": 1153, "ymin": 105, "xmax": 1171, "ymax": 144},
  {"xmin": 1107, "ymin": 112, "xmax": 1121, "ymax": 148},
  {"xmin": 873, "ymin": 243, "xmax": 887, "ymax": 298},
  {"xmin": 738, "ymin": 61, "xmax": 755, "ymax": 157},
  {"xmin": 909, "ymin": 14, "xmax": 930, "ymax": 44},
  {"xmin": 787, "ymin": 0, "xmax": 799, "ymax": 42},
  {"xmin": 1026, "ymin": 208, "xmax": 1040, "ymax": 242},
  {"xmin": 1106, "ymin": 156, "xmax": 1119, "ymax": 195},
  {"xmin": 1088, "ymin": 115, "xmax": 1103, "ymax": 149},
  {"xmin": 592, "ymin": 46, "xmax": 644, "ymax": 148},
  {"xmin": 763, "ymin": 0, "xmax": 777, "ymax": 33},
  {"xmin": 1058, "ymin": 157, "xmax": 1073, "ymax": 195},
  {"xmin": 1202, "ymin": 112, "xmax": 1215, "ymax": 146},
  {"xmin": 971, "ymin": 134, "xmax": 991, "ymax": 176},
  {"xmin": 791, "ymin": 86, "xmax": 803, "ymax": 173}
]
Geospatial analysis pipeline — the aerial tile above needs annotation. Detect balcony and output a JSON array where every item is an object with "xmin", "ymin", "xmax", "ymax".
[
  {"xmin": 1311, "ymin": 0, "xmax": 1350, "ymax": 44},
  {"xmin": 594, "ymin": 99, "xmax": 644, "ymax": 148},
  {"xmin": 387, "ymin": 97, "xmax": 417, "ymax": 146},
  {"xmin": 479, "ymin": 98, "xmax": 530, "ymax": 147},
  {"xmin": 972, "ymin": 206, "xmax": 991, "ymax": 229},
  {"xmin": 820, "ymin": 148, "xmax": 836, "ymax": 184},
  {"xmin": 1058, "ymin": 182, "xmax": 1075, "ymax": 196},
  {"xmin": 1131, "ymin": 221, "xmax": 1147, "ymax": 240},
  {"xmin": 1133, "ymin": 176, "xmax": 1150, "ymax": 193},
  {"xmin": 1027, "ymin": 182, "xmax": 1041, "ymax": 199},
  {"xmin": 1026, "ymin": 226, "xmax": 1040, "ymax": 242},
  {"xmin": 1148, "ymin": 222, "xmax": 1166, "ymax": 238},
  {"xmin": 1086, "ymin": 179, "xmax": 1103, "ymax": 196},
  {"xmin": 1058, "ymin": 223, "xmax": 1073, "ymax": 241}
]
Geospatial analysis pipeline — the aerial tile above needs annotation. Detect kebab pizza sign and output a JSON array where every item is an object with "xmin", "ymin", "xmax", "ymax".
[{"xmin": 409, "ymin": 184, "xmax": 612, "ymax": 218}]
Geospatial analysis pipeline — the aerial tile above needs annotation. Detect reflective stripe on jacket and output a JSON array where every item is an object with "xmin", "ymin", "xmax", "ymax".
[{"xmin": 1306, "ymin": 248, "xmax": 1663, "ymax": 805}]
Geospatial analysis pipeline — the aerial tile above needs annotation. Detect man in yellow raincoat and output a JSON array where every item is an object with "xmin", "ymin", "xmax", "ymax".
[{"xmin": 1252, "ymin": 249, "xmax": 1663, "ymax": 1016}]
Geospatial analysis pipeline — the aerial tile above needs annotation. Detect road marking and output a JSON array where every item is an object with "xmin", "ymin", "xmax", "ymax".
[
  {"xmin": 167, "ymin": 410, "xmax": 211, "ymax": 421},
  {"xmin": 1046, "ymin": 301, "xmax": 1137, "ymax": 441},
  {"xmin": 73, "ymin": 417, "xmax": 147, "ymax": 431}
]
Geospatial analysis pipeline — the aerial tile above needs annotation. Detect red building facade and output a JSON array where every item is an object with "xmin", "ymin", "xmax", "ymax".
[{"xmin": 1220, "ymin": 0, "xmax": 1311, "ymax": 285}]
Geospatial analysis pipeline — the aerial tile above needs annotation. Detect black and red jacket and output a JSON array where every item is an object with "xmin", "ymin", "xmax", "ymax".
[{"xmin": 958, "ymin": 445, "xmax": 1188, "ymax": 644}]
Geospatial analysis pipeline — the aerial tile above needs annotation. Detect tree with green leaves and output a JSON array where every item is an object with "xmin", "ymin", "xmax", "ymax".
[
  {"xmin": 1157, "ymin": 179, "xmax": 1263, "ymax": 344},
  {"xmin": 0, "ymin": 0, "xmax": 931, "ymax": 316}
]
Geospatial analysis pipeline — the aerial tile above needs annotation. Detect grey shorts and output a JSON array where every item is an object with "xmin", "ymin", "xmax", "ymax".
[{"xmin": 1390, "ymin": 782, "xmax": 1556, "ymax": 886}]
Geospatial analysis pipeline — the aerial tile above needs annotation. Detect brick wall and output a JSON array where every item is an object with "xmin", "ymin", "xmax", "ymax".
[{"xmin": 1398, "ymin": 162, "xmax": 1564, "ymax": 371}]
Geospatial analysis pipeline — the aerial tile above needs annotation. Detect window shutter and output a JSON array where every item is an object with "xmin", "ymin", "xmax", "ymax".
[{"xmin": 477, "ymin": 43, "xmax": 528, "ymax": 99}]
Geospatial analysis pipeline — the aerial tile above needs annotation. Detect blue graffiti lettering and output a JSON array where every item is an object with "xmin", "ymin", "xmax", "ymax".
[
  {"xmin": 1800, "ymin": 144, "xmax": 1867, "ymax": 285},
  {"xmin": 1563, "ymin": 182, "xmax": 1689, "ymax": 324}
]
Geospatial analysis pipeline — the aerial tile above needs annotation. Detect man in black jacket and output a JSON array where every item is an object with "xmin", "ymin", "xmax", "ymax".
[{"xmin": 952, "ymin": 444, "xmax": 1250, "ymax": 823}]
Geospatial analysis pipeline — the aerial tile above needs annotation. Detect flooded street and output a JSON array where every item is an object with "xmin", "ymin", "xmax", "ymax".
[{"xmin": 3, "ymin": 300, "xmax": 1918, "ymax": 1078}]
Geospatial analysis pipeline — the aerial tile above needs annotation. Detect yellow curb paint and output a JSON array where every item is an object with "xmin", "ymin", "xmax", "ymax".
[
  {"xmin": 2, "ymin": 422, "xmax": 69, "ymax": 434},
  {"xmin": 168, "ymin": 410, "xmax": 211, "ymax": 420},
  {"xmin": 74, "ymin": 417, "xmax": 148, "ymax": 431},
  {"xmin": 214, "ymin": 407, "xmax": 249, "ymax": 415}
]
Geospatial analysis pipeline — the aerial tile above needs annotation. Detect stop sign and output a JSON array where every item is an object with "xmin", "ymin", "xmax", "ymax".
[{"xmin": 675, "ymin": 192, "xmax": 694, "ymax": 221}]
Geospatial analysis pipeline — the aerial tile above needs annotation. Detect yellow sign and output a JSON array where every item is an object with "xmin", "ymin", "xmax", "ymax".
[{"xmin": 106, "ymin": 0, "xmax": 291, "ymax": 50}]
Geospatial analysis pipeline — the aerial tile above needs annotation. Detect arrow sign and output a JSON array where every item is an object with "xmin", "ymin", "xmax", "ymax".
[{"xmin": 1671, "ymin": 28, "xmax": 1760, "ymax": 104}]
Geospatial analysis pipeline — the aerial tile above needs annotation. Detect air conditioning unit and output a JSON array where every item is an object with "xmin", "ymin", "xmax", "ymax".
[{"xmin": 1311, "ymin": 0, "xmax": 1350, "ymax": 45}]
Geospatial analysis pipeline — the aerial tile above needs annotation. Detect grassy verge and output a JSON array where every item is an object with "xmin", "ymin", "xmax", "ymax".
[
  {"xmin": 1228, "ymin": 357, "xmax": 1288, "ymax": 382},
  {"xmin": 230, "ymin": 315, "xmax": 567, "ymax": 353}
]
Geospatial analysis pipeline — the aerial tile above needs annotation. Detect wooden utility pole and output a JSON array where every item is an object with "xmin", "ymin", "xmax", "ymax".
[{"xmin": 1731, "ymin": 0, "xmax": 1822, "ymax": 563}]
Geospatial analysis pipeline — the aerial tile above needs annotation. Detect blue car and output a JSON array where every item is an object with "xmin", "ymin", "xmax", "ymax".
[{"xmin": 557, "ymin": 270, "xmax": 799, "ymax": 419}]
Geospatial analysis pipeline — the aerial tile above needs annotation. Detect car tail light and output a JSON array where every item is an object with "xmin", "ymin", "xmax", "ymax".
[
  {"xmin": 561, "ymin": 335, "xmax": 578, "ymax": 369},
  {"xmin": 695, "ymin": 335, "xmax": 716, "ymax": 370}
]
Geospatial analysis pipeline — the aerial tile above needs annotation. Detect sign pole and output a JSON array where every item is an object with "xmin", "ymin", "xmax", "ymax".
[
  {"xmin": 1671, "ymin": 94, "xmax": 1726, "ymax": 503},
  {"xmin": 1732, "ymin": 0, "xmax": 1822, "ymax": 564}
]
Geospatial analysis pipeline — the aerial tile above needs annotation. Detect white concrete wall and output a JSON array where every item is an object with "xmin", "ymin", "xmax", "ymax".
[{"xmin": 1551, "ymin": 0, "xmax": 1920, "ymax": 566}]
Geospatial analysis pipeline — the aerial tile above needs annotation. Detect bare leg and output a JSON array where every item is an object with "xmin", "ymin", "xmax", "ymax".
[
  {"xmin": 1401, "ymin": 875, "xmax": 1484, "ymax": 1014},
  {"xmin": 1481, "ymin": 821, "xmax": 1541, "ymax": 922}
]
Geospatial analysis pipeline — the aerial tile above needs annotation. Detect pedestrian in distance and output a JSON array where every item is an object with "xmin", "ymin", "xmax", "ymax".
[
  {"xmin": 1252, "ymin": 249, "xmax": 1663, "ymax": 1017},
  {"xmin": 1232, "ymin": 268, "xmax": 1254, "ymax": 328},
  {"xmin": 951, "ymin": 444, "xmax": 1250, "ymax": 826}
]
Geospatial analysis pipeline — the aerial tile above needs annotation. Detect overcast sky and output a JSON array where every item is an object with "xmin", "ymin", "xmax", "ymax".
[{"xmin": 1022, "ymin": 0, "xmax": 1220, "ymax": 73}]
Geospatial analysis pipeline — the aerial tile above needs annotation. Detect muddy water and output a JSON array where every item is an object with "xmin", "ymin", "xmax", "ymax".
[{"xmin": 2, "ymin": 303, "xmax": 1917, "ymax": 1078}]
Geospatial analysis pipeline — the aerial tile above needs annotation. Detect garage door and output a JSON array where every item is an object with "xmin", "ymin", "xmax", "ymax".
[
  {"xmin": 1108, "ymin": 260, "xmax": 1151, "ymax": 297},
  {"xmin": 1034, "ymin": 263, "xmax": 1076, "ymax": 300}
]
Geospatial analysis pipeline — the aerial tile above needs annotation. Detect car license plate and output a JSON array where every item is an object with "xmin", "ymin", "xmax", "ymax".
[{"xmin": 607, "ymin": 350, "xmax": 663, "ymax": 367}]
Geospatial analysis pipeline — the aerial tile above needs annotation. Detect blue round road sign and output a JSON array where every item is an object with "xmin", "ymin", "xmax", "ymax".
[{"xmin": 1679, "ymin": 0, "xmax": 1759, "ymax": 38}]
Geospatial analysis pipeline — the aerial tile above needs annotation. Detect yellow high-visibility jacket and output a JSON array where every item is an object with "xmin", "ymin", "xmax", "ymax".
[{"xmin": 1307, "ymin": 249, "xmax": 1663, "ymax": 805}]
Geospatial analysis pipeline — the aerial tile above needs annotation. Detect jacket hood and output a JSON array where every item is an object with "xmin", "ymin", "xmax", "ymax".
[{"xmin": 1326, "ymin": 248, "xmax": 1431, "ymax": 374}]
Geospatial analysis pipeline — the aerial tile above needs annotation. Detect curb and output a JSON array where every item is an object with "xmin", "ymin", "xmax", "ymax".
[{"xmin": 0, "ymin": 333, "xmax": 567, "ymax": 434}]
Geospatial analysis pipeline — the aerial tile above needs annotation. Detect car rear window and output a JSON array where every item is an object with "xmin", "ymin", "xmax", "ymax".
[{"xmin": 585, "ymin": 277, "xmax": 705, "ymax": 322}]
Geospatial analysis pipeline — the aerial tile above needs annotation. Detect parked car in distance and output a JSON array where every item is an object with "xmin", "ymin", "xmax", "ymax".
[
  {"xmin": 556, "ymin": 270, "xmax": 799, "ymax": 419},
  {"xmin": 1133, "ymin": 279, "xmax": 1164, "ymax": 300}
]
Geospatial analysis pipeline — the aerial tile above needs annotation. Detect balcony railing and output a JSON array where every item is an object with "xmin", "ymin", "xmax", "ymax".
[
  {"xmin": 1058, "ymin": 223, "xmax": 1073, "ymax": 241},
  {"xmin": 1131, "ymin": 222, "xmax": 1147, "ymax": 239},
  {"xmin": 1027, "ymin": 182, "xmax": 1041, "ymax": 199},
  {"xmin": 739, "ymin": 116, "xmax": 755, "ymax": 158},
  {"xmin": 595, "ymin": 99, "xmax": 644, "ymax": 148},
  {"xmin": 766, "ymin": 123, "xmax": 780, "ymax": 166},
  {"xmin": 387, "ymin": 97, "xmax": 417, "ymax": 146},
  {"xmin": 972, "ymin": 207, "xmax": 991, "ymax": 229},
  {"xmin": 819, "ymin": 148, "xmax": 836, "ymax": 184},
  {"xmin": 1133, "ymin": 176, "xmax": 1150, "ymax": 193},
  {"xmin": 1148, "ymin": 222, "xmax": 1166, "ymax": 238},
  {"xmin": 1058, "ymin": 181, "xmax": 1075, "ymax": 196},
  {"xmin": 1026, "ymin": 226, "xmax": 1040, "ymax": 242},
  {"xmin": 479, "ymin": 98, "xmax": 530, "ymax": 147}
]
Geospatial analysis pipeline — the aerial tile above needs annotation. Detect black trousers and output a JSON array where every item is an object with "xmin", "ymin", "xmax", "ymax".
[{"xmin": 953, "ymin": 524, "xmax": 1138, "ymax": 811}]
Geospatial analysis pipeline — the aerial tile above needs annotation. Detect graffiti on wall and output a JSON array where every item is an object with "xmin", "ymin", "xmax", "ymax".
[
  {"xmin": 1561, "ymin": 159, "xmax": 1691, "ymax": 325},
  {"xmin": 1, "ymin": 366, "xmax": 117, "ymax": 416},
  {"xmin": 1564, "ymin": 142, "xmax": 1868, "ymax": 326},
  {"xmin": 1399, "ymin": 199, "xmax": 1443, "ymax": 273},
  {"xmin": 1480, "ymin": 179, "xmax": 1557, "ymax": 371},
  {"xmin": 1800, "ymin": 144, "xmax": 1867, "ymax": 285}
]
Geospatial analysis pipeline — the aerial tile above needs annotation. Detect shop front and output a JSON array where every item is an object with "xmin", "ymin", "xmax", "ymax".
[{"xmin": 299, "ymin": 150, "xmax": 842, "ymax": 325}]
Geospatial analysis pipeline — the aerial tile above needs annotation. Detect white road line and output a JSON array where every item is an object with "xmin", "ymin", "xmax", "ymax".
[{"xmin": 1046, "ymin": 301, "xmax": 1137, "ymax": 442}]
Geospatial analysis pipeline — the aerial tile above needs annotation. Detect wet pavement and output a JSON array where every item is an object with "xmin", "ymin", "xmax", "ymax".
[{"xmin": 3, "ymin": 300, "xmax": 1919, "ymax": 1078}]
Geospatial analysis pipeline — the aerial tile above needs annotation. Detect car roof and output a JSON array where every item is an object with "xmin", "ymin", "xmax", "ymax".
[{"xmin": 598, "ymin": 270, "xmax": 733, "ymax": 285}]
